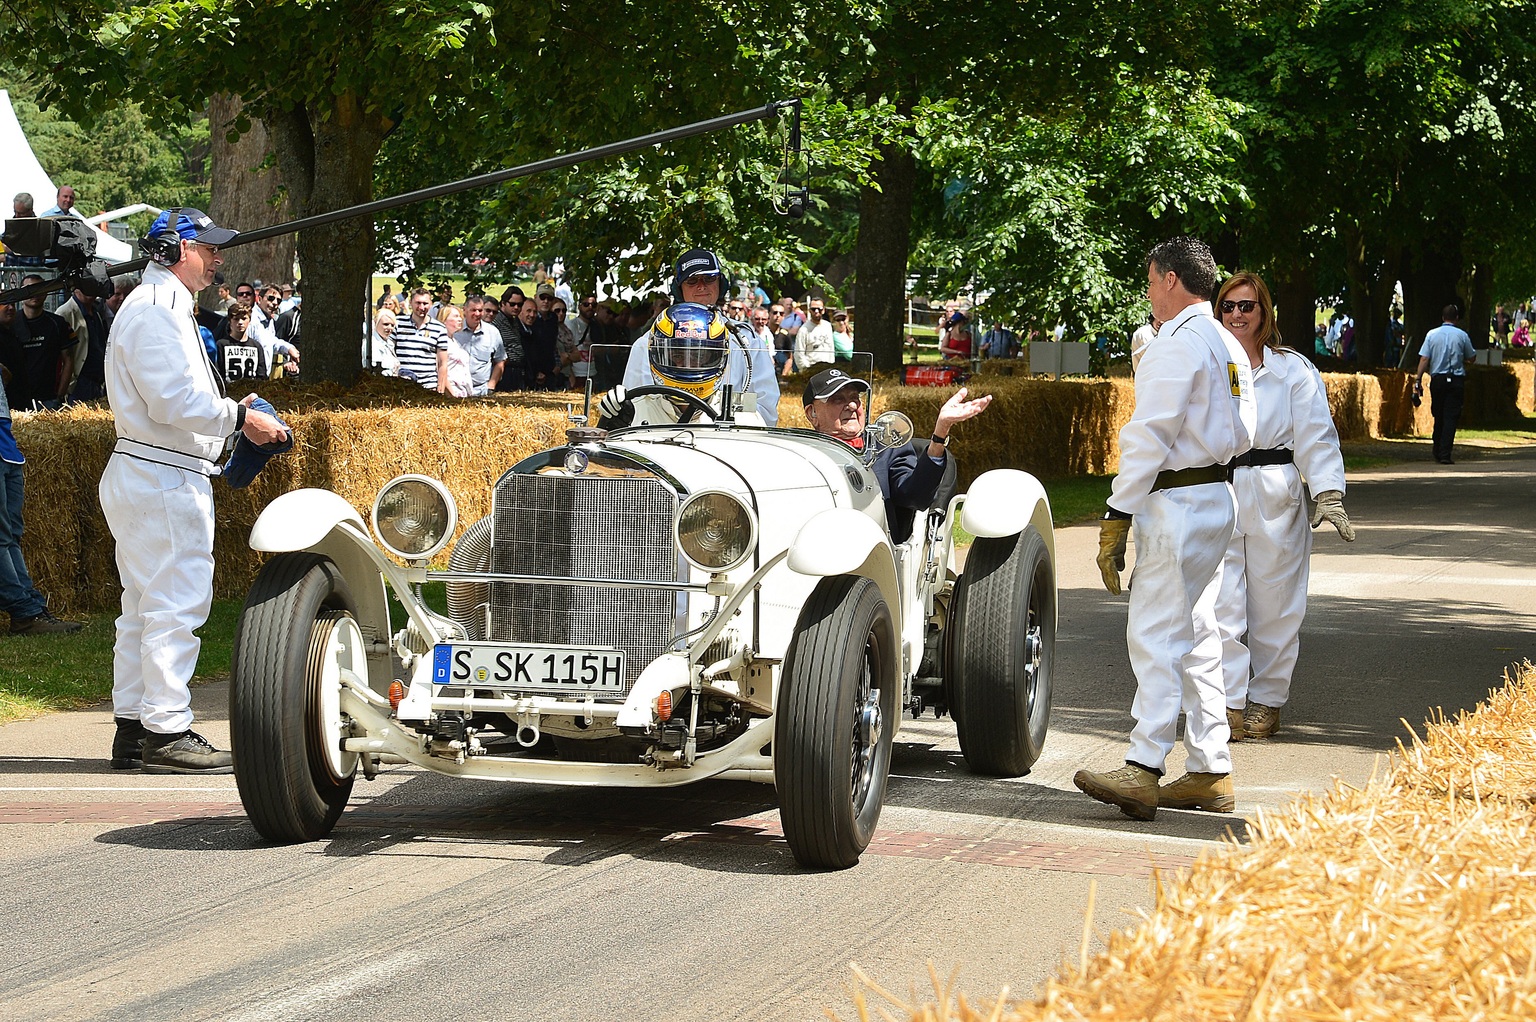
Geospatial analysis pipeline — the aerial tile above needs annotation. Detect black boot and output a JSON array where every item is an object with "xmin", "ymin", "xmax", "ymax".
[
  {"xmin": 141, "ymin": 730, "xmax": 234, "ymax": 775},
  {"xmin": 111, "ymin": 717, "xmax": 148, "ymax": 770}
]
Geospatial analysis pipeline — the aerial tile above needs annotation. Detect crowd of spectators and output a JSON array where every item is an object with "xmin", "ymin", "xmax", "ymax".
[{"xmin": 367, "ymin": 279, "xmax": 866, "ymax": 397}]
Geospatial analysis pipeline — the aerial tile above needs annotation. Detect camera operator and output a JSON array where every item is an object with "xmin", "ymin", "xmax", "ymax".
[{"xmin": 99, "ymin": 208, "xmax": 288, "ymax": 774}]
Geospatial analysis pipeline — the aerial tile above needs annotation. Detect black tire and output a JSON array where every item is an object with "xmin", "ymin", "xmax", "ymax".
[
  {"xmin": 775, "ymin": 575, "xmax": 898, "ymax": 870},
  {"xmin": 231, "ymin": 553, "xmax": 362, "ymax": 842},
  {"xmin": 950, "ymin": 525, "xmax": 1055, "ymax": 776}
]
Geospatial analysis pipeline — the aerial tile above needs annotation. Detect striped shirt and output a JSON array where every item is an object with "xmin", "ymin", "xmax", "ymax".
[{"xmin": 394, "ymin": 313, "xmax": 449, "ymax": 388}]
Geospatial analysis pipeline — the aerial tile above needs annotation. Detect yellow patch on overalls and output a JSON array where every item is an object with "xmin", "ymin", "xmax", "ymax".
[{"xmin": 1227, "ymin": 362, "xmax": 1241, "ymax": 396}]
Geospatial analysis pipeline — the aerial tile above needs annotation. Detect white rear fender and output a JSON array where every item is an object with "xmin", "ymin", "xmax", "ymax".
[
  {"xmin": 958, "ymin": 469, "xmax": 1056, "ymax": 566},
  {"xmin": 787, "ymin": 508, "xmax": 899, "ymax": 618}
]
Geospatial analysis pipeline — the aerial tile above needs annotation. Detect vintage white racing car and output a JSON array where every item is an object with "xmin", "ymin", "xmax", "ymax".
[{"xmin": 229, "ymin": 371, "xmax": 1056, "ymax": 869}]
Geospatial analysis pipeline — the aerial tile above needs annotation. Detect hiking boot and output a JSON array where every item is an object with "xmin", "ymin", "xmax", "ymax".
[
  {"xmin": 1073, "ymin": 763, "xmax": 1160, "ymax": 821},
  {"xmin": 1159, "ymin": 772, "xmax": 1235, "ymax": 813},
  {"xmin": 1243, "ymin": 703, "xmax": 1282, "ymax": 740},
  {"xmin": 10, "ymin": 610, "xmax": 83, "ymax": 635},
  {"xmin": 111, "ymin": 717, "xmax": 147, "ymax": 770},
  {"xmin": 141, "ymin": 730, "xmax": 234, "ymax": 775},
  {"xmin": 1227, "ymin": 706, "xmax": 1245, "ymax": 741}
]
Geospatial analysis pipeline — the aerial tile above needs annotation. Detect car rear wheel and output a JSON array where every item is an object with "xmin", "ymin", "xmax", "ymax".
[
  {"xmin": 776, "ymin": 575, "xmax": 897, "ymax": 870},
  {"xmin": 231, "ymin": 553, "xmax": 362, "ymax": 842},
  {"xmin": 950, "ymin": 526, "xmax": 1054, "ymax": 775}
]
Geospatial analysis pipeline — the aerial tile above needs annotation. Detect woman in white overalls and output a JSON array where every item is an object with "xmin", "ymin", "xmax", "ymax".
[{"xmin": 1213, "ymin": 272, "xmax": 1355, "ymax": 741}]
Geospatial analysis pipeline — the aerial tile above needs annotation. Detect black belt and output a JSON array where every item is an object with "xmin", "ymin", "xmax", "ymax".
[
  {"xmin": 1153, "ymin": 464, "xmax": 1230, "ymax": 491},
  {"xmin": 1231, "ymin": 447, "xmax": 1294, "ymax": 468}
]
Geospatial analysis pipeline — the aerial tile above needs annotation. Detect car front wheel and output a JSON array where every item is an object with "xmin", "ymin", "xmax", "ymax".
[
  {"xmin": 231, "ymin": 553, "xmax": 362, "ymax": 842},
  {"xmin": 775, "ymin": 575, "xmax": 898, "ymax": 871}
]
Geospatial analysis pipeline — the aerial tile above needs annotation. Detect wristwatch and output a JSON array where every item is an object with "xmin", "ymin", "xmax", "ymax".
[{"xmin": 930, "ymin": 433, "xmax": 949, "ymax": 448}]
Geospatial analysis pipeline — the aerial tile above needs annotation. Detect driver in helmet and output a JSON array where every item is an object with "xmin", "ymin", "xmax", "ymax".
[
  {"xmin": 596, "ymin": 303, "xmax": 760, "ymax": 427},
  {"xmin": 611, "ymin": 248, "xmax": 780, "ymax": 426},
  {"xmin": 802, "ymin": 367, "xmax": 992, "ymax": 543}
]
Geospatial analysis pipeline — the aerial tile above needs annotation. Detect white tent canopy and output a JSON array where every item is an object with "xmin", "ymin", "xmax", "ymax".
[{"xmin": 0, "ymin": 89, "xmax": 134, "ymax": 264}]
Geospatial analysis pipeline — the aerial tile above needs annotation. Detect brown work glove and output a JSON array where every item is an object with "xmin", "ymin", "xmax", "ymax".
[
  {"xmin": 1096, "ymin": 517, "xmax": 1132, "ymax": 595},
  {"xmin": 1309, "ymin": 489, "xmax": 1355, "ymax": 541}
]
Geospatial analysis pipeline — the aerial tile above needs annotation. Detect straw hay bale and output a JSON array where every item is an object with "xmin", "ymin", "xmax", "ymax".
[
  {"xmin": 849, "ymin": 662, "xmax": 1536, "ymax": 1022},
  {"xmin": 13, "ymin": 398, "xmax": 570, "ymax": 615},
  {"xmin": 1319, "ymin": 373, "xmax": 1379, "ymax": 441},
  {"xmin": 1511, "ymin": 361, "xmax": 1534, "ymax": 416}
]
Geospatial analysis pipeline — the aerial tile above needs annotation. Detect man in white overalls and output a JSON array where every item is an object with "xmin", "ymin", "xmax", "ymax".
[
  {"xmin": 100, "ymin": 209, "xmax": 288, "ymax": 773},
  {"xmin": 1075, "ymin": 236, "xmax": 1256, "ymax": 821}
]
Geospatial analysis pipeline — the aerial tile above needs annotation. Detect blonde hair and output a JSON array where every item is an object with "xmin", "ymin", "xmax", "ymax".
[
  {"xmin": 1215, "ymin": 271, "xmax": 1281, "ymax": 351},
  {"xmin": 436, "ymin": 304, "xmax": 463, "ymax": 329}
]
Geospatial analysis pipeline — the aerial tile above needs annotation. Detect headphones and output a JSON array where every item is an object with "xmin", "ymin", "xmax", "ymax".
[{"xmin": 140, "ymin": 206, "xmax": 185, "ymax": 267}]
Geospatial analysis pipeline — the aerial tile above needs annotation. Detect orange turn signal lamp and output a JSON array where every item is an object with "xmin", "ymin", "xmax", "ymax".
[
  {"xmin": 388, "ymin": 680, "xmax": 405, "ymax": 710},
  {"xmin": 656, "ymin": 690, "xmax": 673, "ymax": 722}
]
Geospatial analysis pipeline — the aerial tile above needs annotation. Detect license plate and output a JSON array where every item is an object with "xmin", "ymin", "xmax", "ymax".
[{"xmin": 432, "ymin": 643, "xmax": 626, "ymax": 693}]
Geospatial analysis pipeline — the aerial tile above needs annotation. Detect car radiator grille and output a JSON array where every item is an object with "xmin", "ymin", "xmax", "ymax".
[{"xmin": 490, "ymin": 472, "xmax": 680, "ymax": 687}]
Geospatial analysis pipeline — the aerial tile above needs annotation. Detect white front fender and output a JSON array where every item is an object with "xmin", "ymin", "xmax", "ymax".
[{"xmin": 250, "ymin": 488, "xmax": 367, "ymax": 552}]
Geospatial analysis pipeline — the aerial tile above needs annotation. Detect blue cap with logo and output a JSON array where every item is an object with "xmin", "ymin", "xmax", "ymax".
[{"xmin": 148, "ymin": 208, "xmax": 238, "ymax": 246}]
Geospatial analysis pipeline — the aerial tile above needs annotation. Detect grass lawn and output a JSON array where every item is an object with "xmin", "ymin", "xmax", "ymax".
[{"xmin": 0, "ymin": 599, "xmax": 241, "ymax": 725}]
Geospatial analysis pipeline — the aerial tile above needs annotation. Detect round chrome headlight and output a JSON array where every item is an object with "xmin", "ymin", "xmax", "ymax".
[
  {"xmin": 675, "ymin": 490, "xmax": 756, "ymax": 573},
  {"xmin": 371, "ymin": 474, "xmax": 457, "ymax": 561}
]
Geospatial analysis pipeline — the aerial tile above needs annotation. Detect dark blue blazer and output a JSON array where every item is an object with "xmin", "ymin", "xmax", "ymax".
[{"xmin": 875, "ymin": 441, "xmax": 947, "ymax": 544}]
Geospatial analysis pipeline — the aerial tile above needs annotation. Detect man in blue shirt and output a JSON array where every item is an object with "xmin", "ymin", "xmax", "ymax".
[{"xmin": 1412, "ymin": 304, "xmax": 1477, "ymax": 464}]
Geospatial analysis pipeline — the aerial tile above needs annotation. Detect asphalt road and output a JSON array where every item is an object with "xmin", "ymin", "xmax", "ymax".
[{"xmin": 3, "ymin": 443, "xmax": 1533, "ymax": 1022}]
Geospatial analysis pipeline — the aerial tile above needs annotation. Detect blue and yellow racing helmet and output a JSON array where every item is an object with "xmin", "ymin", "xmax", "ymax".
[{"xmin": 650, "ymin": 302, "xmax": 729, "ymax": 399}]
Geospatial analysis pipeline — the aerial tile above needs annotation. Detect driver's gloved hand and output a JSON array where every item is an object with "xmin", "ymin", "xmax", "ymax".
[{"xmin": 596, "ymin": 385, "xmax": 633, "ymax": 427}]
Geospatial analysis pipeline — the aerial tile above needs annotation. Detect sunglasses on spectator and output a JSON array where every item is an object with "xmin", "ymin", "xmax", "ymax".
[
  {"xmin": 809, "ymin": 305, "xmax": 825, "ymax": 313},
  {"xmin": 1219, "ymin": 299, "xmax": 1259, "ymax": 314},
  {"xmin": 236, "ymin": 290, "xmax": 254, "ymax": 297},
  {"xmin": 682, "ymin": 274, "xmax": 718, "ymax": 287},
  {"xmin": 581, "ymin": 299, "xmax": 596, "ymax": 306}
]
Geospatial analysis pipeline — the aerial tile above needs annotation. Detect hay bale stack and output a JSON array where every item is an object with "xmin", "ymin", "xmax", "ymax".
[
  {"xmin": 1318, "ymin": 372, "xmax": 1380, "ymax": 441},
  {"xmin": 852, "ymin": 662, "xmax": 1536, "ymax": 1022},
  {"xmin": 14, "ymin": 400, "xmax": 570, "ymax": 615},
  {"xmin": 1511, "ymin": 361, "xmax": 1534, "ymax": 416},
  {"xmin": 778, "ymin": 375, "xmax": 1134, "ymax": 484}
]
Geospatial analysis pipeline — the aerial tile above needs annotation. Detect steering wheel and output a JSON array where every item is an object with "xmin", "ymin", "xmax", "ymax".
[{"xmin": 622, "ymin": 385, "xmax": 718, "ymax": 423}]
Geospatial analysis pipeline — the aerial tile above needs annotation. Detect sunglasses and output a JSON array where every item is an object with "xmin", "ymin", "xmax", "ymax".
[
  {"xmin": 236, "ymin": 290, "xmax": 254, "ymax": 297},
  {"xmin": 581, "ymin": 299, "xmax": 596, "ymax": 306},
  {"xmin": 1219, "ymin": 299, "xmax": 1259, "ymax": 314}
]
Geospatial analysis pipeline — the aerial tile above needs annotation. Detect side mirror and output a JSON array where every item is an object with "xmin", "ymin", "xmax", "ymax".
[{"xmin": 864, "ymin": 410, "xmax": 914, "ymax": 460}]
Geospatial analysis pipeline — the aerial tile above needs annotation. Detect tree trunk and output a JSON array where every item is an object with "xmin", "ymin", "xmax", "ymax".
[
  {"xmin": 855, "ymin": 138, "xmax": 916, "ymax": 372},
  {"xmin": 1340, "ymin": 225, "xmax": 1401, "ymax": 368},
  {"xmin": 1401, "ymin": 240, "xmax": 1462, "ymax": 368},
  {"xmin": 1464, "ymin": 258, "xmax": 1495, "ymax": 349},
  {"xmin": 1268, "ymin": 253, "xmax": 1315, "ymax": 359},
  {"xmin": 268, "ymin": 95, "xmax": 392, "ymax": 385},
  {"xmin": 207, "ymin": 94, "xmax": 295, "ymax": 294}
]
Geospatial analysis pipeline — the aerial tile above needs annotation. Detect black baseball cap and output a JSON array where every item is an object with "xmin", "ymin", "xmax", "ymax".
[
  {"xmin": 802, "ymin": 367, "xmax": 870, "ymax": 406},
  {"xmin": 675, "ymin": 248, "xmax": 723, "ymax": 280}
]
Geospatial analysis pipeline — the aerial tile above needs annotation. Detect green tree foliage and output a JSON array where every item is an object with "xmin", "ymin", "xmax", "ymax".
[{"xmin": 1213, "ymin": 0, "xmax": 1536, "ymax": 362}]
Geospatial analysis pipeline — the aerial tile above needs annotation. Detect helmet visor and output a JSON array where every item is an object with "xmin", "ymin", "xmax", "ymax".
[{"xmin": 651, "ymin": 304, "xmax": 726, "ymax": 380}]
